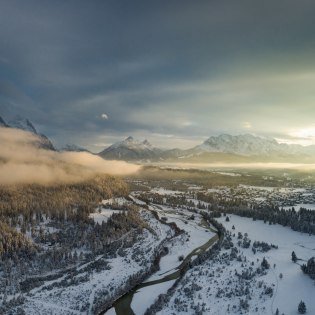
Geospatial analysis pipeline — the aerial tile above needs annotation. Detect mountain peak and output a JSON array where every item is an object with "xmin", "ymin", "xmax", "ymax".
[
  {"xmin": 99, "ymin": 136, "xmax": 161, "ymax": 161},
  {"xmin": 143, "ymin": 139, "xmax": 151, "ymax": 146},
  {"xmin": 8, "ymin": 115, "xmax": 38, "ymax": 134},
  {"xmin": 125, "ymin": 136, "xmax": 134, "ymax": 142},
  {"xmin": 0, "ymin": 115, "xmax": 8, "ymax": 127},
  {"xmin": 3, "ymin": 115, "xmax": 55, "ymax": 151}
]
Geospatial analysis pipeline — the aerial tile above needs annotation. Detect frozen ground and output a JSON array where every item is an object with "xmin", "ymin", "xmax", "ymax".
[
  {"xmin": 158, "ymin": 214, "xmax": 315, "ymax": 315},
  {"xmin": 16, "ymin": 210, "xmax": 172, "ymax": 315},
  {"xmin": 129, "ymin": 204, "xmax": 216, "ymax": 315},
  {"xmin": 218, "ymin": 215, "xmax": 315, "ymax": 315},
  {"xmin": 89, "ymin": 208, "xmax": 123, "ymax": 224}
]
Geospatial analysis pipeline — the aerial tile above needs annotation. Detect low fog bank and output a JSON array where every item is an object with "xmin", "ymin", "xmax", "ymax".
[
  {"xmin": 154, "ymin": 162, "xmax": 315, "ymax": 171},
  {"xmin": 0, "ymin": 128, "xmax": 141, "ymax": 185}
]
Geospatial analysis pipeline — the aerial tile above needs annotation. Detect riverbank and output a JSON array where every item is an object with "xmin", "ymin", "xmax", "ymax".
[{"xmin": 105, "ymin": 206, "xmax": 220, "ymax": 315}]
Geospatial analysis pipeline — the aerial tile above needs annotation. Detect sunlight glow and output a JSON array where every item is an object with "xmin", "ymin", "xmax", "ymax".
[
  {"xmin": 290, "ymin": 127, "xmax": 315, "ymax": 139},
  {"xmin": 282, "ymin": 127, "xmax": 315, "ymax": 146}
]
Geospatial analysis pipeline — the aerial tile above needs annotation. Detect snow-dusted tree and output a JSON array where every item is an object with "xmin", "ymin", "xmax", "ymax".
[
  {"xmin": 261, "ymin": 257, "xmax": 270, "ymax": 270},
  {"xmin": 298, "ymin": 301, "xmax": 306, "ymax": 314},
  {"xmin": 292, "ymin": 251, "xmax": 297, "ymax": 263}
]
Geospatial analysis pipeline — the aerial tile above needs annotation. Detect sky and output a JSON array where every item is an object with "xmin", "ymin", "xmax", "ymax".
[{"xmin": 1, "ymin": 0, "xmax": 315, "ymax": 151}]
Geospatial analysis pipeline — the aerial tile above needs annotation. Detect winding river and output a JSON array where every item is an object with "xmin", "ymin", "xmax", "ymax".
[{"xmin": 103, "ymin": 220, "xmax": 219, "ymax": 315}]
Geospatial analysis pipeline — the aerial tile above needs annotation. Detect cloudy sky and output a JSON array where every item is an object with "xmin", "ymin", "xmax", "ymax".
[{"xmin": 1, "ymin": 0, "xmax": 315, "ymax": 151}]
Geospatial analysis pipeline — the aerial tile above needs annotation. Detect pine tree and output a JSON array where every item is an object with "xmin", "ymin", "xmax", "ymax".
[
  {"xmin": 261, "ymin": 257, "xmax": 270, "ymax": 269},
  {"xmin": 298, "ymin": 301, "xmax": 306, "ymax": 314},
  {"xmin": 292, "ymin": 251, "xmax": 297, "ymax": 263}
]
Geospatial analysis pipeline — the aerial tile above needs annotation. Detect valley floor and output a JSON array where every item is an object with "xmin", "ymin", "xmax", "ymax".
[
  {"xmin": 7, "ymin": 181, "xmax": 315, "ymax": 315},
  {"xmin": 157, "ymin": 214, "xmax": 315, "ymax": 315}
]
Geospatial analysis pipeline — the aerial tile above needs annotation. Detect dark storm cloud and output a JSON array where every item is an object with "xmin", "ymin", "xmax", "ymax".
[{"xmin": 1, "ymin": 0, "xmax": 315, "ymax": 150}]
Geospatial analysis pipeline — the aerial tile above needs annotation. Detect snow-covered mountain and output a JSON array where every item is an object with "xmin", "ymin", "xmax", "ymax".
[
  {"xmin": 98, "ymin": 134, "xmax": 315, "ymax": 163},
  {"xmin": 193, "ymin": 134, "xmax": 295, "ymax": 156},
  {"xmin": 1, "ymin": 115, "xmax": 55, "ymax": 151},
  {"xmin": 99, "ymin": 136, "xmax": 162, "ymax": 161}
]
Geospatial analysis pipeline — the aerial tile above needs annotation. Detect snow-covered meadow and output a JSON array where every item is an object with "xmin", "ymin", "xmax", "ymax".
[
  {"xmin": 158, "ymin": 214, "xmax": 315, "ymax": 315},
  {"xmin": 219, "ymin": 215, "xmax": 315, "ymax": 315}
]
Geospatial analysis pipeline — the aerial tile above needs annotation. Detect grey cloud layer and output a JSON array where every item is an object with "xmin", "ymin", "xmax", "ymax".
[{"xmin": 1, "ymin": 0, "xmax": 315, "ymax": 150}]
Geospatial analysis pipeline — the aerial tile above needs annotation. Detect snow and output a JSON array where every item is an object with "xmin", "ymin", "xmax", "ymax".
[
  {"xmin": 218, "ymin": 215, "xmax": 315, "ymax": 315},
  {"xmin": 129, "ymin": 194, "xmax": 147, "ymax": 205},
  {"xmin": 158, "ymin": 213, "xmax": 315, "ymax": 315},
  {"xmin": 127, "ymin": 205, "xmax": 216, "ymax": 315},
  {"xmin": 89, "ymin": 208, "xmax": 123, "ymax": 224},
  {"xmin": 216, "ymin": 172, "xmax": 241, "ymax": 177},
  {"xmin": 101, "ymin": 197, "xmax": 129, "ymax": 206},
  {"xmin": 131, "ymin": 280, "xmax": 176, "ymax": 314},
  {"xmin": 150, "ymin": 188, "xmax": 183, "ymax": 195},
  {"xmin": 151, "ymin": 205, "xmax": 214, "ymax": 258},
  {"xmin": 19, "ymin": 210, "xmax": 173, "ymax": 315},
  {"xmin": 239, "ymin": 184, "xmax": 276, "ymax": 191},
  {"xmin": 186, "ymin": 185, "xmax": 203, "ymax": 190},
  {"xmin": 11, "ymin": 182, "xmax": 315, "ymax": 315}
]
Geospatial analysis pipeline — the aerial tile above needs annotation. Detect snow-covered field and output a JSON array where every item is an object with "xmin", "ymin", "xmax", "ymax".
[
  {"xmin": 219, "ymin": 215, "xmax": 315, "ymax": 315},
  {"xmin": 158, "ymin": 214, "xmax": 315, "ymax": 315}
]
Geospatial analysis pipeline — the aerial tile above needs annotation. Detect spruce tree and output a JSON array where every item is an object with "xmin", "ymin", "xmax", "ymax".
[
  {"xmin": 292, "ymin": 251, "xmax": 297, "ymax": 263},
  {"xmin": 261, "ymin": 257, "xmax": 270, "ymax": 269},
  {"xmin": 298, "ymin": 301, "xmax": 306, "ymax": 314}
]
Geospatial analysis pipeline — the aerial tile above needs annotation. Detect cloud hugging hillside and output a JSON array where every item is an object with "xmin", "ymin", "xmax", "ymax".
[{"xmin": 0, "ymin": 115, "xmax": 140, "ymax": 185}]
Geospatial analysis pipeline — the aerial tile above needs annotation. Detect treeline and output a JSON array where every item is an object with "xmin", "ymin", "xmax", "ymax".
[
  {"xmin": 140, "ymin": 189, "xmax": 315, "ymax": 236},
  {"xmin": 0, "ymin": 175, "xmax": 128, "ymax": 223},
  {"xmin": 0, "ymin": 175, "xmax": 129, "ymax": 261},
  {"xmin": 197, "ymin": 192, "xmax": 315, "ymax": 235}
]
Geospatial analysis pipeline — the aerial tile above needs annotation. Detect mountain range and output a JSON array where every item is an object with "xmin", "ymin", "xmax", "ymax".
[
  {"xmin": 98, "ymin": 134, "xmax": 315, "ymax": 163},
  {"xmin": 3, "ymin": 114, "xmax": 315, "ymax": 163}
]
